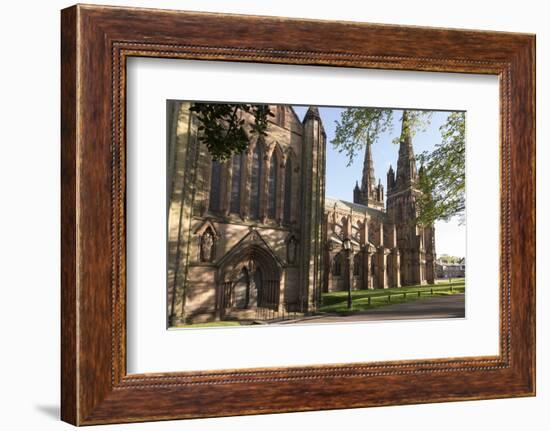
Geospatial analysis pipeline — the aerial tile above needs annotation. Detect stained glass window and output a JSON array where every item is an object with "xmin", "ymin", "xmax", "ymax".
[
  {"xmin": 229, "ymin": 154, "xmax": 242, "ymax": 214},
  {"xmin": 333, "ymin": 253, "xmax": 342, "ymax": 276},
  {"xmin": 267, "ymin": 152, "xmax": 278, "ymax": 219},
  {"xmin": 283, "ymin": 158, "xmax": 292, "ymax": 224},
  {"xmin": 353, "ymin": 253, "xmax": 361, "ymax": 276},
  {"xmin": 209, "ymin": 159, "xmax": 221, "ymax": 213},
  {"xmin": 249, "ymin": 145, "xmax": 262, "ymax": 219}
]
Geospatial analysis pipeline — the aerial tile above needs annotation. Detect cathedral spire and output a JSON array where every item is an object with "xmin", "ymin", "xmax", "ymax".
[
  {"xmin": 353, "ymin": 141, "xmax": 384, "ymax": 210},
  {"xmin": 395, "ymin": 110, "xmax": 418, "ymax": 189},
  {"xmin": 361, "ymin": 142, "xmax": 376, "ymax": 194}
]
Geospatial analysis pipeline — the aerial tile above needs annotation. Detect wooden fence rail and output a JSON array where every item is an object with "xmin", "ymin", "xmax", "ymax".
[{"xmin": 363, "ymin": 285, "xmax": 465, "ymax": 304}]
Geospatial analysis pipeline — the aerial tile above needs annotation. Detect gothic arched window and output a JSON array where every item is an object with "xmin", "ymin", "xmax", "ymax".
[
  {"xmin": 333, "ymin": 253, "xmax": 342, "ymax": 276},
  {"xmin": 356, "ymin": 221, "xmax": 364, "ymax": 242},
  {"xmin": 368, "ymin": 222, "xmax": 376, "ymax": 244},
  {"xmin": 267, "ymin": 152, "xmax": 278, "ymax": 219},
  {"xmin": 283, "ymin": 158, "xmax": 292, "ymax": 224},
  {"xmin": 229, "ymin": 153, "xmax": 242, "ymax": 214},
  {"xmin": 353, "ymin": 253, "xmax": 361, "ymax": 276},
  {"xmin": 249, "ymin": 144, "xmax": 262, "ymax": 220},
  {"xmin": 209, "ymin": 159, "xmax": 221, "ymax": 213}
]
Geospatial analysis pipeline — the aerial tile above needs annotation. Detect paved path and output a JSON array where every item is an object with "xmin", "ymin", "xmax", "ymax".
[{"xmin": 283, "ymin": 294, "xmax": 465, "ymax": 324}]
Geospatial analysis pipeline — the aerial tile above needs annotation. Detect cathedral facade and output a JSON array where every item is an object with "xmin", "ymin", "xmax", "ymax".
[{"xmin": 167, "ymin": 103, "xmax": 435, "ymax": 325}]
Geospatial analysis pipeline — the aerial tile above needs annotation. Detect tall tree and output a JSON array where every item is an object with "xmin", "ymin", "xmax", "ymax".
[
  {"xmin": 416, "ymin": 111, "xmax": 466, "ymax": 226},
  {"xmin": 190, "ymin": 103, "xmax": 273, "ymax": 162}
]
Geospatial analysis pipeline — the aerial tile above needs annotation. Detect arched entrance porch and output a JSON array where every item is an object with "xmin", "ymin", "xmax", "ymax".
[{"xmin": 217, "ymin": 243, "xmax": 282, "ymax": 320}]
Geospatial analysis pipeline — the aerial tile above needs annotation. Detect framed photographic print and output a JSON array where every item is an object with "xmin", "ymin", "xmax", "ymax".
[{"xmin": 61, "ymin": 4, "xmax": 535, "ymax": 425}]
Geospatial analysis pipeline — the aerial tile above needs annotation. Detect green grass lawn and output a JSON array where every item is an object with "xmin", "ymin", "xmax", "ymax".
[{"xmin": 319, "ymin": 278, "xmax": 465, "ymax": 314}]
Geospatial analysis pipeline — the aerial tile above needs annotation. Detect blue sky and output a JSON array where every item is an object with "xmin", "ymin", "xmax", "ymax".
[{"xmin": 293, "ymin": 105, "xmax": 465, "ymax": 258}]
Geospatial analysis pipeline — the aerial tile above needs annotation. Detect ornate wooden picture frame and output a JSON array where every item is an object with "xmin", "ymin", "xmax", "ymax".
[{"xmin": 61, "ymin": 4, "xmax": 535, "ymax": 425}]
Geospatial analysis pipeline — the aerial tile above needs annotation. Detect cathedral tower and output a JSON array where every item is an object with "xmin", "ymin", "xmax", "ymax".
[
  {"xmin": 299, "ymin": 106, "xmax": 326, "ymax": 311},
  {"xmin": 386, "ymin": 110, "xmax": 435, "ymax": 285}
]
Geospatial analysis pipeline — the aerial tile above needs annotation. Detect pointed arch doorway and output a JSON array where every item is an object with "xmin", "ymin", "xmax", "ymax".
[{"xmin": 218, "ymin": 241, "xmax": 282, "ymax": 320}]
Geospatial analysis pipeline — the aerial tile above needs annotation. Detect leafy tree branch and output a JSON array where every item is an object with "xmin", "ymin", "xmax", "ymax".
[
  {"xmin": 416, "ymin": 111, "xmax": 466, "ymax": 226},
  {"xmin": 190, "ymin": 103, "xmax": 273, "ymax": 162},
  {"xmin": 331, "ymin": 108, "xmax": 432, "ymax": 166},
  {"xmin": 331, "ymin": 108, "xmax": 393, "ymax": 166},
  {"xmin": 392, "ymin": 110, "xmax": 433, "ymax": 145}
]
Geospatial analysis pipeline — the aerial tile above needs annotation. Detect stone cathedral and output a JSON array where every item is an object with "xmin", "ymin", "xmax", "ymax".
[{"xmin": 167, "ymin": 103, "xmax": 436, "ymax": 325}]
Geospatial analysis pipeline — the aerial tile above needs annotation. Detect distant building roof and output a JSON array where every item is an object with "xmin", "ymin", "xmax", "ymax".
[
  {"xmin": 436, "ymin": 262, "xmax": 465, "ymax": 268},
  {"xmin": 325, "ymin": 196, "xmax": 386, "ymax": 220}
]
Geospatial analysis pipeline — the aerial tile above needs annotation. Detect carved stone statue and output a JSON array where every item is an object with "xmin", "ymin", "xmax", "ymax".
[
  {"xmin": 200, "ymin": 230, "xmax": 215, "ymax": 262},
  {"xmin": 287, "ymin": 236, "xmax": 298, "ymax": 264}
]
